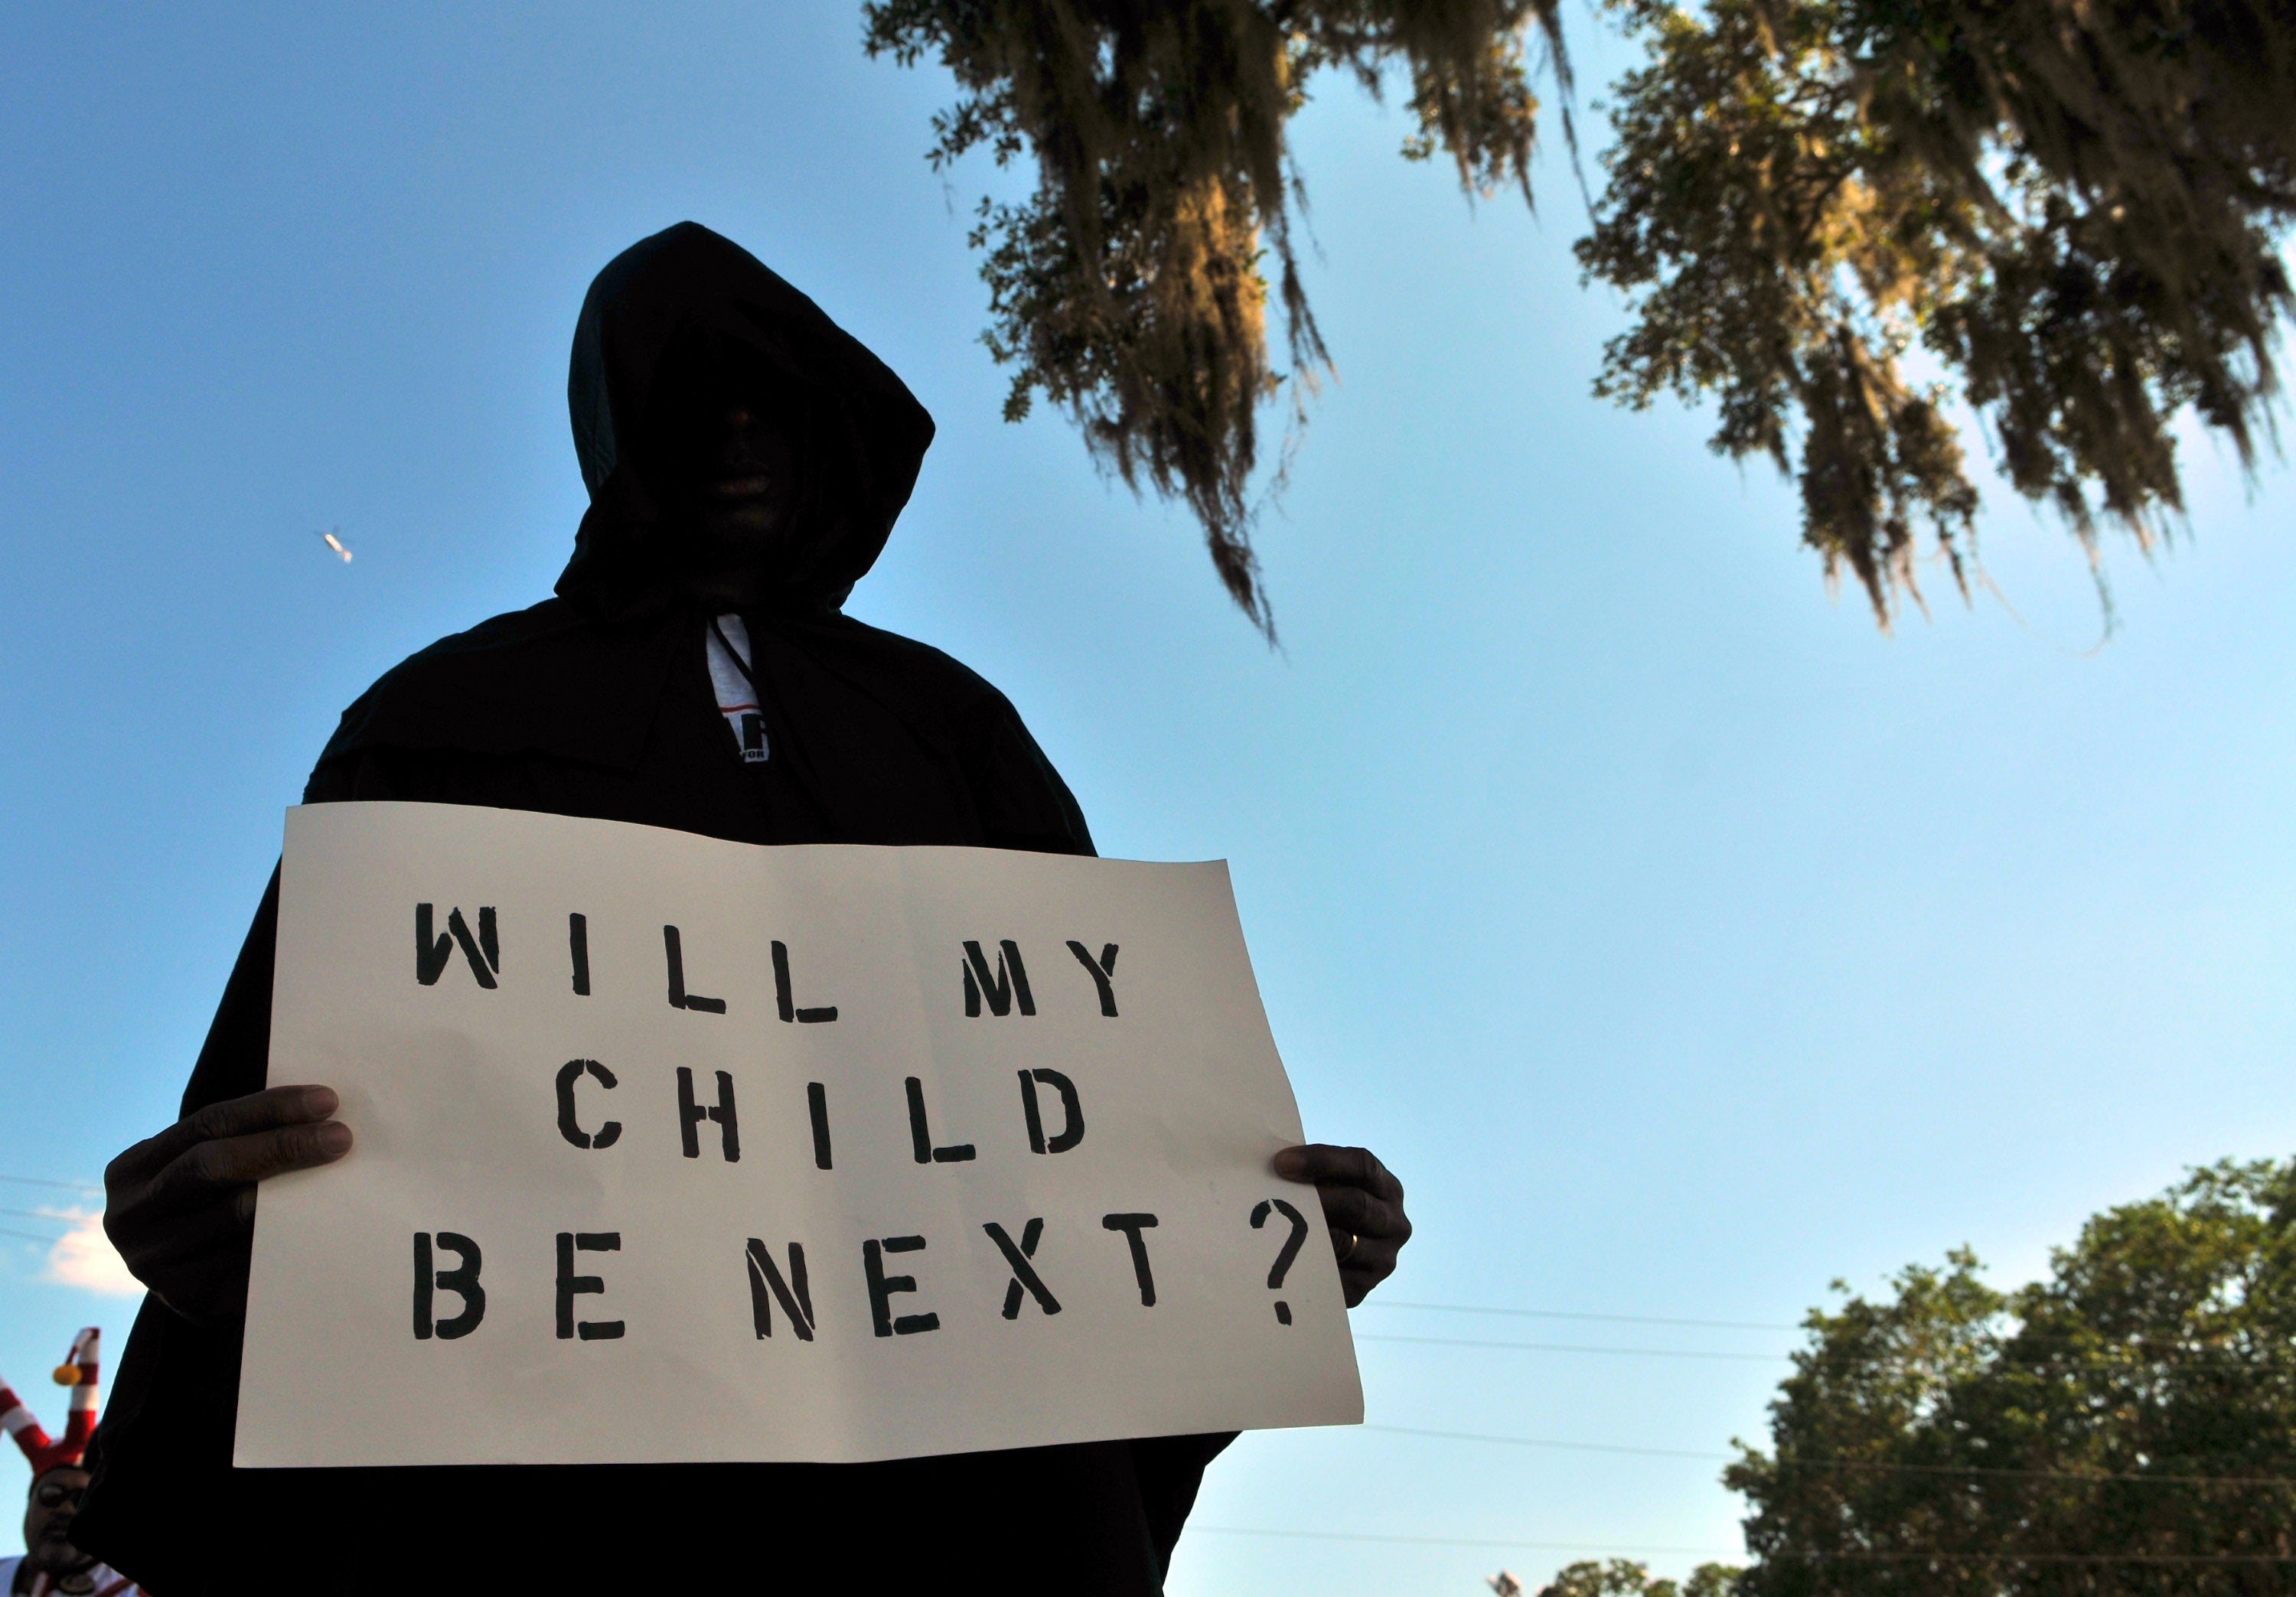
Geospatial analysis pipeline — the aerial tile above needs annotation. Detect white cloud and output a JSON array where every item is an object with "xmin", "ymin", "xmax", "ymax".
[{"xmin": 41, "ymin": 1209, "xmax": 142, "ymax": 1298}]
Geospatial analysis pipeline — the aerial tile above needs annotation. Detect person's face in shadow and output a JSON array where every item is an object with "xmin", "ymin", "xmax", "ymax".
[
  {"xmin": 680, "ymin": 401, "xmax": 800, "ymax": 610},
  {"xmin": 23, "ymin": 1467, "xmax": 96, "ymax": 1580}
]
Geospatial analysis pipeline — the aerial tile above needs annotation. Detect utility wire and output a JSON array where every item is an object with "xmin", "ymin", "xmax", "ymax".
[
  {"xmin": 1195, "ymin": 1527, "xmax": 1733, "ymax": 1556},
  {"xmin": 1196, "ymin": 1527, "xmax": 2296, "ymax": 1563},
  {"xmin": 1363, "ymin": 1425, "xmax": 2296, "ymax": 1487},
  {"xmin": 0, "ymin": 1175, "xmax": 101, "ymax": 1194},
  {"xmin": 1773, "ymin": 1551, "xmax": 2296, "ymax": 1565},
  {"xmin": 0, "ymin": 1206, "xmax": 88, "ymax": 1225},
  {"xmin": 1361, "ymin": 1300, "xmax": 2294, "ymax": 1361},
  {"xmin": 1363, "ymin": 1300, "xmax": 1795, "ymax": 1331},
  {"xmin": 1358, "ymin": 1328, "xmax": 2296, "ymax": 1370},
  {"xmin": 1365, "ymin": 1424, "xmax": 1730, "ymax": 1462},
  {"xmin": 1358, "ymin": 1333, "xmax": 1789, "ymax": 1362},
  {"xmin": 0, "ymin": 1227, "xmax": 63, "ymax": 1246}
]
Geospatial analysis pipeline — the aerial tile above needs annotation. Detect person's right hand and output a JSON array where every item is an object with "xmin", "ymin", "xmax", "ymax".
[{"xmin": 103, "ymin": 1086, "xmax": 351, "ymax": 1327}]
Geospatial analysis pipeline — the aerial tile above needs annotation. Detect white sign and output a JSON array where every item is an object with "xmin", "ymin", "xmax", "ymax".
[{"xmin": 236, "ymin": 802, "xmax": 1362, "ymax": 1468}]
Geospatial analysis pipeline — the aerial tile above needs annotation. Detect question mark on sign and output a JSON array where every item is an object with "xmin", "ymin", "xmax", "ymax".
[{"xmin": 1251, "ymin": 1198, "xmax": 1311, "ymax": 1325}]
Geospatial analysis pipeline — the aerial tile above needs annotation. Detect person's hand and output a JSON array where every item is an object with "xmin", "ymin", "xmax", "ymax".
[
  {"xmin": 1273, "ymin": 1143, "xmax": 1411, "ymax": 1308},
  {"xmin": 103, "ymin": 1086, "xmax": 351, "ymax": 1327}
]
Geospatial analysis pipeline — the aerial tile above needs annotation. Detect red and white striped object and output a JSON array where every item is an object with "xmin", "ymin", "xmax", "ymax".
[
  {"xmin": 2, "ymin": 1327, "xmax": 99, "ymax": 1475},
  {"xmin": 0, "ymin": 1556, "xmax": 145, "ymax": 1597}
]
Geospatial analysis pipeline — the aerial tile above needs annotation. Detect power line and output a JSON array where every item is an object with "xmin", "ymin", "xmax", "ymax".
[
  {"xmin": 1364, "ymin": 1300, "xmax": 1795, "ymax": 1332},
  {"xmin": 0, "ymin": 1207, "xmax": 86, "ymax": 1225},
  {"xmin": 1361, "ymin": 1299, "xmax": 2291, "ymax": 1362},
  {"xmin": 1357, "ymin": 1333, "xmax": 1789, "ymax": 1363},
  {"xmin": 1358, "ymin": 1328, "xmax": 2296, "ymax": 1371},
  {"xmin": 0, "ymin": 1175, "xmax": 101, "ymax": 1194},
  {"xmin": 1195, "ymin": 1528, "xmax": 2296, "ymax": 1564},
  {"xmin": 1774, "ymin": 1552, "xmax": 2296, "ymax": 1565},
  {"xmin": 1195, "ymin": 1527, "xmax": 1734, "ymax": 1556},
  {"xmin": 1366, "ymin": 1424, "xmax": 1730, "ymax": 1462},
  {"xmin": 0, "ymin": 1227, "xmax": 63, "ymax": 1246},
  {"xmin": 1363, "ymin": 1425, "xmax": 2296, "ymax": 1487}
]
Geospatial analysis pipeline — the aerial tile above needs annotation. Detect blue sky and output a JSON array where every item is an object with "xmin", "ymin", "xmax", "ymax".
[{"xmin": 3, "ymin": 5, "xmax": 2293, "ymax": 1587}]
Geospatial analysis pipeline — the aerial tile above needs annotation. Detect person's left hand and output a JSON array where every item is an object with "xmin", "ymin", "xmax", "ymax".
[{"xmin": 1274, "ymin": 1144, "xmax": 1411, "ymax": 1307}]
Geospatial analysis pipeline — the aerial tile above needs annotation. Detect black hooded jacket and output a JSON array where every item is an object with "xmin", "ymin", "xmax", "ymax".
[{"xmin": 75, "ymin": 223, "xmax": 1231, "ymax": 1595}]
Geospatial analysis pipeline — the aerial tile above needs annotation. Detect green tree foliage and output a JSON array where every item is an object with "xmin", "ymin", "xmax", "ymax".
[
  {"xmin": 867, "ymin": 2, "xmax": 2294, "ymax": 631},
  {"xmin": 1724, "ymin": 1159, "xmax": 2296, "ymax": 1592},
  {"xmin": 1577, "ymin": 0, "xmax": 2296, "ymax": 624},
  {"xmin": 861, "ymin": 1, "xmax": 1567, "ymax": 634},
  {"xmin": 1538, "ymin": 1558, "xmax": 1745, "ymax": 1596}
]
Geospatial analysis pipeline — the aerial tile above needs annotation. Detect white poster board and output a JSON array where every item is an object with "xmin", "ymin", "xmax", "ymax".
[{"xmin": 236, "ymin": 801, "xmax": 1362, "ymax": 1467}]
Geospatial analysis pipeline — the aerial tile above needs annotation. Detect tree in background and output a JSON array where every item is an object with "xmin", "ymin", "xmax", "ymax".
[
  {"xmin": 862, "ymin": 1, "xmax": 1570, "ymax": 635},
  {"xmin": 1538, "ymin": 1558, "xmax": 1743, "ymax": 1595},
  {"xmin": 1578, "ymin": 0, "xmax": 2295, "ymax": 624},
  {"xmin": 866, "ymin": 2, "xmax": 2293, "ymax": 632},
  {"xmin": 1720, "ymin": 1159, "xmax": 2296, "ymax": 1592}
]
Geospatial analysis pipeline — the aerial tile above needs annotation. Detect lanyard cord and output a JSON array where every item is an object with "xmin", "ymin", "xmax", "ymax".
[{"xmin": 709, "ymin": 616, "xmax": 760, "ymax": 696}]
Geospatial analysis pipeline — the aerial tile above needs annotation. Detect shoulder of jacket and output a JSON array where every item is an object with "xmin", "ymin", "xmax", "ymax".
[
  {"xmin": 367, "ymin": 598, "xmax": 593, "ymax": 683},
  {"xmin": 314, "ymin": 598, "xmax": 677, "ymax": 772},
  {"xmin": 815, "ymin": 616, "xmax": 1091, "ymax": 854},
  {"xmin": 450, "ymin": 599, "xmax": 582, "ymax": 646},
  {"xmin": 813, "ymin": 613, "xmax": 1019, "ymax": 724}
]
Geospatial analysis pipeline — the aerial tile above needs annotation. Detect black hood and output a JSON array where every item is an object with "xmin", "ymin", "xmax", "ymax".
[{"xmin": 555, "ymin": 222, "xmax": 936, "ymax": 617}]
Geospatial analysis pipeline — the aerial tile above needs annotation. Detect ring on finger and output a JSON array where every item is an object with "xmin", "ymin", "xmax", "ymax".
[{"xmin": 1336, "ymin": 1229, "xmax": 1360, "ymax": 1265}]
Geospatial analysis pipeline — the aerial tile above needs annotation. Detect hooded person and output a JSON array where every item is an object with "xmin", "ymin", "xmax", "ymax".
[{"xmin": 78, "ymin": 223, "xmax": 1414, "ymax": 1595}]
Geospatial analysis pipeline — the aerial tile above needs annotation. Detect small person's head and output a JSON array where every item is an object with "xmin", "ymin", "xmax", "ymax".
[
  {"xmin": 3, "ymin": 1327, "xmax": 103, "ymax": 1576},
  {"xmin": 21, "ymin": 1464, "xmax": 95, "ymax": 1579}
]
